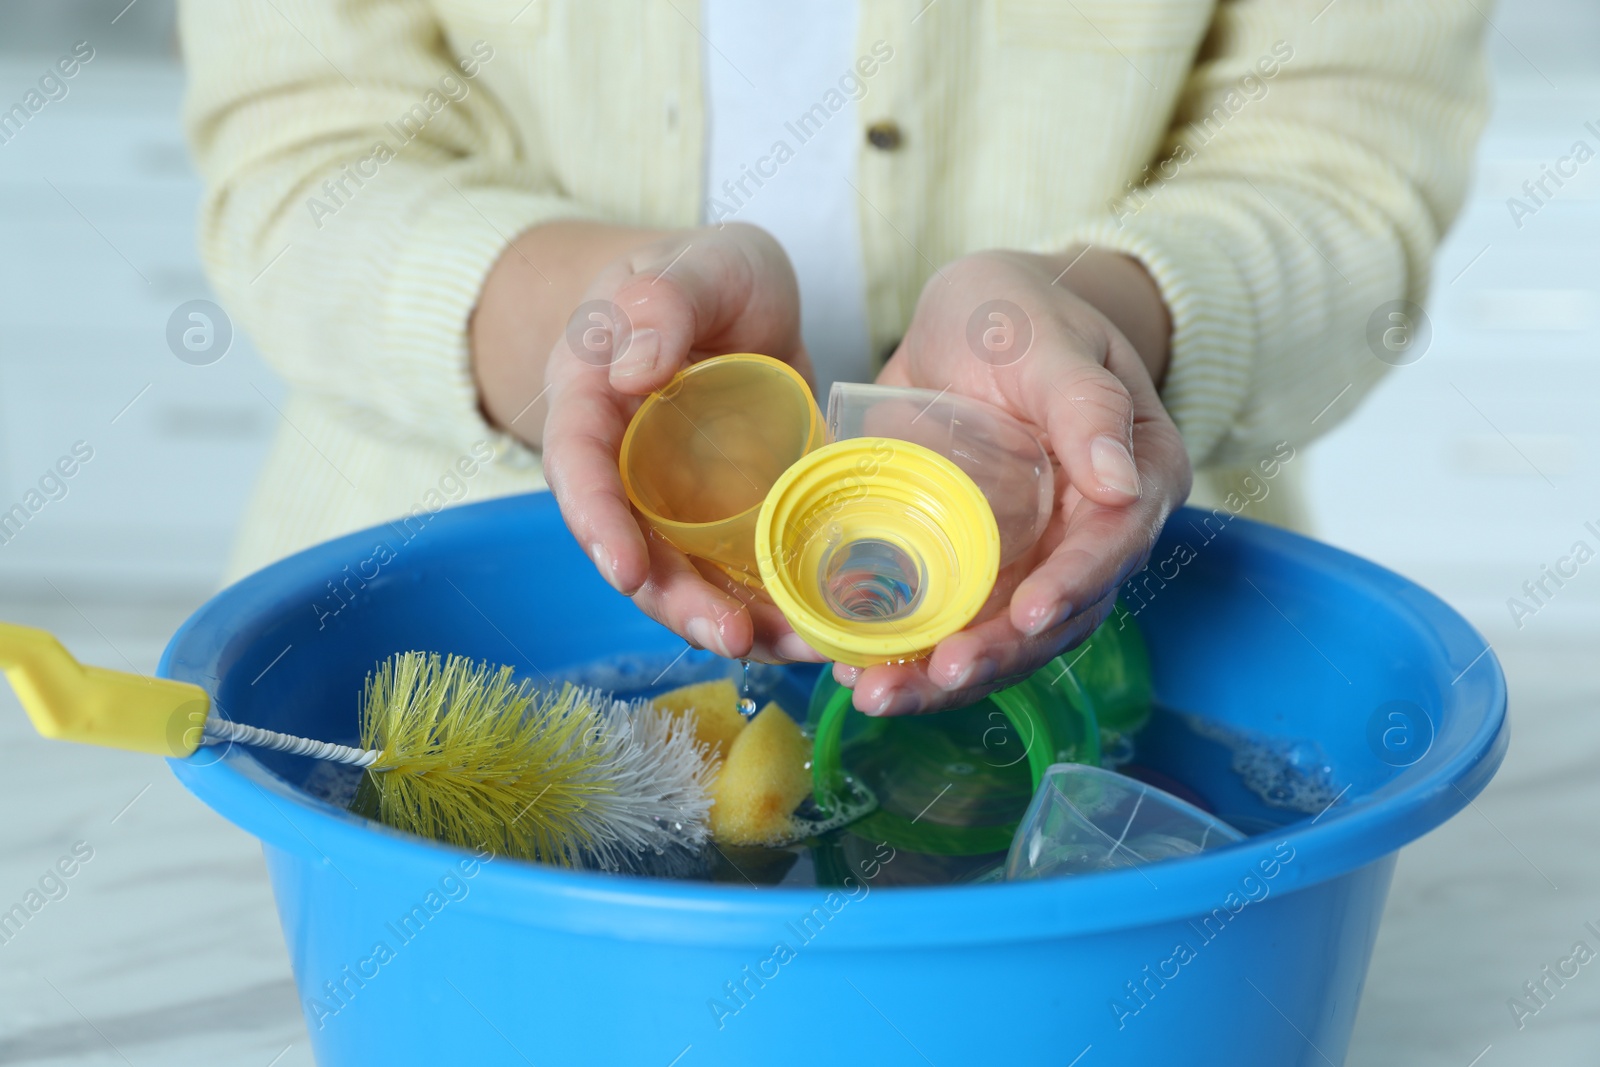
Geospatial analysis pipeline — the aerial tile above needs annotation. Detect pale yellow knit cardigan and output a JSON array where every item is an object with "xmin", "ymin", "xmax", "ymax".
[{"xmin": 178, "ymin": 0, "xmax": 1488, "ymax": 579}]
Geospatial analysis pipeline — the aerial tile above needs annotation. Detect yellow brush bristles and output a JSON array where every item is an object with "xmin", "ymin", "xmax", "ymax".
[{"xmin": 359, "ymin": 653, "xmax": 717, "ymax": 871}]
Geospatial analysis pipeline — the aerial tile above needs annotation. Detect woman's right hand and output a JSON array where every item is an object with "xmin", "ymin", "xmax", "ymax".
[{"xmin": 538, "ymin": 223, "xmax": 825, "ymax": 664}]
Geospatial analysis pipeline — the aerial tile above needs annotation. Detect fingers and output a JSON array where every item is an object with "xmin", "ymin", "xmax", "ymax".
[
  {"xmin": 1008, "ymin": 502, "xmax": 1156, "ymax": 638},
  {"xmin": 829, "ymin": 250, "xmax": 1195, "ymax": 716},
  {"xmin": 834, "ymin": 442, "xmax": 1179, "ymax": 714},
  {"xmin": 1032, "ymin": 355, "xmax": 1141, "ymax": 507},
  {"xmin": 545, "ymin": 222, "xmax": 808, "ymax": 603},
  {"xmin": 541, "ymin": 366, "xmax": 651, "ymax": 595},
  {"xmin": 544, "ymin": 431, "xmax": 829, "ymax": 664},
  {"xmin": 836, "ymin": 338, "xmax": 1189, "ymax": 713},
  {"xmin": 1009, "ymin": 413, "xmax": 1189, "ymax": 637},
  {"xmin": 692, "ymin": 562, "xmax": 828, "ymax": 665},
  {"xmin": 606, "ymin": 268, "xmax": 700, "ymax": 394},
  {"xmin": 629, "ymin": 530, "xmax": 754, "ymax": 659},
  {"xmin": 604, "ymin": 224, "xmax": 806, "ymax": 395},
  {"xmin": 846, "ymin": 594, "xmax": 1117, "ymax": 715}
]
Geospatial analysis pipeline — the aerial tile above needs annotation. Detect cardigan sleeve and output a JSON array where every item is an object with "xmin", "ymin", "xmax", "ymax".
[
  {"xmin": 179, "ymin": 0, "xmax": 588, "ymax": 457},
  {"xmin": 1049, "ymin": 0, "xmax": 1490, "ymax": 468}
]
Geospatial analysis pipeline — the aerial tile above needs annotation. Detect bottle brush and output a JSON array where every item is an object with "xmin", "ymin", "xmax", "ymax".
[
  {"xmin": 0, "ymin": 623, "xmax": 715, "ymax": 871},
  {"xmin": 353, "ymin": 652, "xmax": 716, "ymax": 870}
]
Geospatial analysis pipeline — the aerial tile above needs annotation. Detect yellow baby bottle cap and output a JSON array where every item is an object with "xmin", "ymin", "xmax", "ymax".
[{"xmin": 755, "ymin": 438, "xmax": 1001, "ymax": 667}]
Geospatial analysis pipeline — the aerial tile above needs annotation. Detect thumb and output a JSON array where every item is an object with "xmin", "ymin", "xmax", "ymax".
[
  {"xmin": 1035, "ymin": 356, "xmax": 1141, "ymax": 506},
  {"xmin": 605, "ymin": 226, "xmax": 804, "ymax": 394}
]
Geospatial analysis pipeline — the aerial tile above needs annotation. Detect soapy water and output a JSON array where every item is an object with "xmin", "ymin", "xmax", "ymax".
[
  {"xmin": 771, "ymin": 771, "xmax": 879, "ymax": 846},
  {"xmin": 302, "ymin": 759, "xmax": 364, "ymax": 808},
  {"xmin": 560, "ymin": 648, "xmax": 815, "ymax": 716},
  {"xmin": 1177, "ymin": 712, "xmax": 1344, "ymax": 817},
  {"xmin": 1099, "ymin": 730, "xmax": 1137, "ymax": 769},
  {"xmin": 296, "ymin": 647, "xmax": 1346, "ymax": 883}
]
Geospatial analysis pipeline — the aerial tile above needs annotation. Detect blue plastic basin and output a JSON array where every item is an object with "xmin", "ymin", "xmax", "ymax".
[{"xmin": 162, "ymin": 495, "xmax": 1506, "ymax": 1066}]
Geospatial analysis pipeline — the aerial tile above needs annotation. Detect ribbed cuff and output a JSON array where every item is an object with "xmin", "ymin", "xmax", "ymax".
[
  {"xmin": 1028, "ymin": 217, "xmax": 1256, "ymax": 467},
  {"xmin": 382, "ymin": 182, "xmax": 590, "ymax": 465}
]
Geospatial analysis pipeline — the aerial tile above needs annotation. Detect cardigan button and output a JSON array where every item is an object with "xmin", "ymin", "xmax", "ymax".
[{"xmin": 865, "ymin": 120, "xmax": 903, "ymax": 151}]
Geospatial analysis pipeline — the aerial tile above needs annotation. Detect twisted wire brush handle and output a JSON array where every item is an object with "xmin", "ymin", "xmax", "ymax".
[
  {"xmin": 0, "ymin": 621, "xmax": 380, "ymax": 766},
  {"xmin": 202, "ymin": 718, "xmax": 380, "ymax": 767}
]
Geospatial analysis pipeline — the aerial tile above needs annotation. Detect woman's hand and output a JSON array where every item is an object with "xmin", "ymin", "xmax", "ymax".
[
  {"xmin": 836, "ymin": 247, "xmax": 1192, "ymax": 715},
  {"xmin": 535, "ymin": 223, "xmax": 827, "ymax": 664}
]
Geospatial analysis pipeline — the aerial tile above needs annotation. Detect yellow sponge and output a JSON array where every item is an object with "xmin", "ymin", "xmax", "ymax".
[
  {"xmin": 652, "ymin": 678, "xmax": 746, "ymax": 760},
  {"xmin": 710, "ymin": 702, "xmax": 812, "ymax": 846}
]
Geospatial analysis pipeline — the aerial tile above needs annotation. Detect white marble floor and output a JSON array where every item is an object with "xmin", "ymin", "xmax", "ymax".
[{"xmin": 1, "ymin": 2, "xmax": 1598, "ymax": 1065}]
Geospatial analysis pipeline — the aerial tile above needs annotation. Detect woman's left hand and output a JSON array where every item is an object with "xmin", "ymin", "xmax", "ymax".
[{"xmin": 836, "ymin": 247, "xmax": 1192, "ymax": 715}]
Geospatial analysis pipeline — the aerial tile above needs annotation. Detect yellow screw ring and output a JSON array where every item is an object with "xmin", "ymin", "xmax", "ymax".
[{"xmin": 756, "ymin": 438, "xmax": 1001, "ymax": 667}]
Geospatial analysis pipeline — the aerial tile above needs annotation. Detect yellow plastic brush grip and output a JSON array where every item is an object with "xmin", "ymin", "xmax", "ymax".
[{"xmin": 0, "ymin": 622, "xmax": 211, "ymax": 757}]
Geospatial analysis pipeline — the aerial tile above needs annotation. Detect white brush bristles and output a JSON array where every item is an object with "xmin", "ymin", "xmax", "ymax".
[{"xmin": 575, "ymin": 693, "xmax": 720, "ymax": 872}]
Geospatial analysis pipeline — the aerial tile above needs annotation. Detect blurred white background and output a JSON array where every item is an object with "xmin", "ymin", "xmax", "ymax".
[{"xmin": 0, "ymin": 1, "xmax": 1595, "ymax": 1064}]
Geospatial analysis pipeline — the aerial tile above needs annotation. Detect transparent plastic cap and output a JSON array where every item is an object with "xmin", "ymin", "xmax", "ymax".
[
  {"xmin": 827, "ymin": 383, "xmax": 1052, "ymax": 566},
  {"xmin": 1005, "ymin": 764, "xmax": 1244, "ymax": 881},
  {"xmin": 619, "ymin": 354, "xmax": 825, "ymax": 581}
]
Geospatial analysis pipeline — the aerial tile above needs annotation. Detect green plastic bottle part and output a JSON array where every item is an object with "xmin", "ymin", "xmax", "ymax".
[
  {"xmin": 1035, "ymin": 604, "xmax": 1153, "ymax": 741},
  {"xmin": 805, "ymin": 605, "xmax": 1152, "ymax": 859}
]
